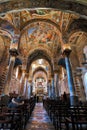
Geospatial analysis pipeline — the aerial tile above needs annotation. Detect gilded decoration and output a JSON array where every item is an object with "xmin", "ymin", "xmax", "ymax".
[
  {"xmin": 0, "ymin": 8, "xmax": 82, "ymax": 60},
  {"xmin": 0, "ymin": 8, "xmax": 86, "ymax": 63},
  {"xmin": 0, "ymin": 0, "xmax": 86, "ymax": 97}
]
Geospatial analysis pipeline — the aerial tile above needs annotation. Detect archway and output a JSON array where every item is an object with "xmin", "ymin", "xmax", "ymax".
[
  {"xmin": 27, "ymin": 49, "xmax": 53, "ymax": 75},
  {"xmin": 33, "ymin": 67, "xmax": 48, "ymax": 102}
]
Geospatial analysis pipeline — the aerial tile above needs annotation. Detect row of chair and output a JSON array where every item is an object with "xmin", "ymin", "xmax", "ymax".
[
  {"xmin": 43, "ymin": 99, "xmax": 87, "ymax": 130},
  {"xmin": 0, "ymin": 97, "xmax": 36, "ymax": 130}
]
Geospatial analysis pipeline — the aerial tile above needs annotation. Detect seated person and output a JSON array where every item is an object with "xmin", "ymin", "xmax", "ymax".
[
  {"xmin": 8, "ymin": 96, "xmax": 24, "ymax": 109},
  {"xmin": 8, "ymin": 96, "xmax": 24, "ymax": 129}
]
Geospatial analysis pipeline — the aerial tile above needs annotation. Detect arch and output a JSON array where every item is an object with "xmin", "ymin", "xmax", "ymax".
[
  {"xmin": 33, "ymin": 67, "xmax": 47, "ymax": 77},
  {"xmin": 0, "ymin": 0, "xmax": 87, "ymax": 16},
  {"xmin": 33, "ymin": 72, "xmax": 47, "ymax": 83},
  {"xmin": 27, "ymin": 49, "xmax": 53, "ymax": 76},
  {"xmin": 68, "ymin": 30, "xmax": 85, "ymax": 44},
  {"xmin": 20, "ymin": 18, "xmax": 60, "ymax": 31},
  {"xmin": 0, "ymin": 18, "xmax": 16, "ymax": 36},
  {"xmin": 20, "ymin": 43, "xmax": 53, "ymax": 57},
  {"xmin": 0, "ymin": 36, "xmax": 6, "ymax": 60},
  {"xmin": 68, "ymin": 18, "xmax": 87, "ymax": 33},
  {"xmin": 0, "ymin": 28, "xmax": 12, "ymax": 40}
]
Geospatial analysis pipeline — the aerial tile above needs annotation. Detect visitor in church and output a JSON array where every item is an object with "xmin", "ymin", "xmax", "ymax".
[
  {"xmin": 63, "ymin": 91, "xmax": 67, "ymax": 103},
  {"xmin": 8, "ymin": 95, "xmax": 24, "ymax": 109}
]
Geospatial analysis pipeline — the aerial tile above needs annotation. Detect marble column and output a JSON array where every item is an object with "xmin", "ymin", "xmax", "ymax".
[
  {"xmin": 47, "ymin": 82, "xmax": 49, "ymax": 96},
  {"xmin": 48, "ymin": 80, "xmax": 51, "ymax": 98},
  {"xmin": 62, "ymin": 44, "xmax": 78, "ymax": 106},
  {"xmin": 82, "ymin": 70, "xmax": 87, "ymax": 101},
  {"xmin": 74, "ymin": 73, "xmax": 86, "ymax": 102},
  {"xmin": 30, "ymin": 85, "xmax": 33, "ymax": 96},
  {"xmin": 51, "ymin": 76, "xmax": 55, "ymax": 99},
  {"xmin": 27, "ymin": 81, "xmax": 31, "ymax": 99},
  {"xmin": 54, "ymin": 72, "xmax": 59, "ymax": 98},
  {"xmin": 23, "ymin": 73, "xmax": 29, "ymax": 98},
  {"xmin": 20, "ymin": 66, "xmax": 26, "ymax": 95},
  {"xmin": 4, "ymin": 49, "xmax": 18, "ymax": 95},
  {"xmin": 29, "ymin": 80, "xmax": 32, "ymax": 97},
  {"xmin": 15, "ymin": 66, "xmax": 19, "ymax": 79}
]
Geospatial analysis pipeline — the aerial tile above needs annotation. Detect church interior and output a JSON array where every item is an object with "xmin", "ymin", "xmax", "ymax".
[{"xmin": 0, "ymin": 0, "xmax": 87, "ymax": 130}]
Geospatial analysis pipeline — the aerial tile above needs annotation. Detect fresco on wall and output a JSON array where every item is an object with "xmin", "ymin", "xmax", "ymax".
[
  {"xmin": 3, "ymin": 8, "xmax": 78, "ymax": 36},
  {"xmin": 27, "ymin": 25, "xmax": 56, "ymax": 45},
  {"xmin": 19, "ymin": 9, "xmax": 78, "ymax": 32},
  {"xmin": 0, "ymin": 8, "xmax": 79, "ymax": 55},
  {"xmin": 20, "ymin": 21, "xmax": 58, "ymax": 50},
  {"xmin": 0, "ymin": 20, "xmax": 14, "ymax": 36}
]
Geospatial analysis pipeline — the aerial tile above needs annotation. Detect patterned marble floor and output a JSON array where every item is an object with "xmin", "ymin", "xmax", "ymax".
[{"xmin": 25, "ymin": 103, "xmax": 55, "ymax": 130}]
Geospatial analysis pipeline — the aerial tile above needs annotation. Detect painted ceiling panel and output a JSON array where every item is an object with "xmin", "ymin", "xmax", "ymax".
[{"xmin": 23, "ymin": 22, "xmax": 57, "ymax": 45}]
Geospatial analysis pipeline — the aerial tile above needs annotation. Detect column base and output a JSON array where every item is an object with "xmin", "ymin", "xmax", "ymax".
[{"xmin": 70, "ymin": 95, "xmax": 78, "ymax": 106}]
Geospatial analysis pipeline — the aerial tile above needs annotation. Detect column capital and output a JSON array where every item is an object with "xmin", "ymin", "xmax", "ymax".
[
  {"xmin": 62, "ymin": 44, "xmax": 72, "ymax": 57},
  {"xmin": 54, "ymin": 70, "xmax": 59, "ymax": 74},
  {"xmin": 51, "ymin": 73, "xmax": 54, "ymax": 78},
  {"xmin": 48, "ymin": 79, "xmax": 51, "ymax": 83},
  {"xmin": 9, "ymin": 48, "xmax": 19, "ymax": 57},
  {"xmin": 28, "ymin": 79, "xmax": 32, "ymax": 83},
  {"xmin": 25, "ymin": 73, "xmax": 29, "ymax": 78}
]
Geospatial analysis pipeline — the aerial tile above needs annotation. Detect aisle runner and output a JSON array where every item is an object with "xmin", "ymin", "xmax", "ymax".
[{"xmin": 26, "ymin": 103, "xmax": 55, "ymax": 130}]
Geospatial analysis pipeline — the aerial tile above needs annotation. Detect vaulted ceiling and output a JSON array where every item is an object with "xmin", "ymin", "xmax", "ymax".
[{"xmin": 0, "ymin": 0, "xmax": 87, "ymax": 80}]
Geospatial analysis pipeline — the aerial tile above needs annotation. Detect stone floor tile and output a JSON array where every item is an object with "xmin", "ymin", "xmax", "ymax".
[{"xmin": 25, "ymin": 103, "xmax": 55, "ymax": 130}]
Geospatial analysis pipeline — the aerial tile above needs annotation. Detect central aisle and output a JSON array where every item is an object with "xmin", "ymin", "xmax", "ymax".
[{"xmin": 26, "ymin": 103, "xmax": 55, "ymax": 130}]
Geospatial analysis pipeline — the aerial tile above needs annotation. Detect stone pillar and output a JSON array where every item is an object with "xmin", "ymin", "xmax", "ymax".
[
  {"xmin": 48, "ymin": 80, "xmax": 51, "ymax": 98},
  {"xmin": 23, "ymin": 73, "xmax": 29, "ymax": 98},
  {"xmin": 74, "ymin": 73, "xmax": 86, "ymax": 102},
  {"xmin": 62, "ymin": 44, "xmax": 78, "ymax": 106},
  {"xmin": 26, "ymin": 81, "xmax": 31, "ymax": 99},
  {"xmin": 29, "ymin": 80, "xmax": 32, "ymax": 97},
  {"xmin": 82, "ymin": 70, "xmax": 87, "ymax": 101},
  {"xmin": 25, "ymin": 82, "xmax": 29, "ymax": 99},
  {"xmin": 31, "ymin": 85, "xmax": 33, "ymax": 96},
  {"xmin": 15, "ymin": 66, "xmax": 19, "ymax": 79},
  {"xmin": 54, "ymin": 72, "xmax": 59, "ymax": 98},
  {"xmin": 4, "ymin": 49, "xmax": 18, "ymax": 95},
  {"xmin": 47, "ymin": 82, "xmax": 49, "ymax": 96},
  {"xmin": 51, "ymin": 76, "xmax": 55, "ymax": 99},
  {"xmin": 20, "ymin": 66, "xmax": 26, "ymax": 95}
]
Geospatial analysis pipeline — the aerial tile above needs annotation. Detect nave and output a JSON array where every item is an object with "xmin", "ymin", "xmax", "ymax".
[
  {"xmin": 0, "ymin": 0, "xmax": 87, "ymax": 130},
  {"xmin": 25, "ymin": 99, "xmax": 87, "ymax": 130},
  {"xmin": 26, "ymin": 103, "xmax": 55, "ymax": 130}
]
